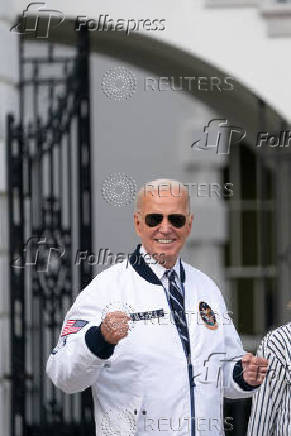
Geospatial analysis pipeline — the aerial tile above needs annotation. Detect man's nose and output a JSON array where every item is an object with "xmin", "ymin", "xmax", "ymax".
[{"xmin": 159, "ymin": 216, "xmax": 172, "ymax": 232}]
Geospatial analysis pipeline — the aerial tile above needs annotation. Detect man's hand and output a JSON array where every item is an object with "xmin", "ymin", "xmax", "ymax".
[
  {"xmin": 101, "ymin": 311, "xmax": 130, "ymax": 345},
  {"xmin": 242, "ymin": 353, "xmax": 269, "ymax": 386}
]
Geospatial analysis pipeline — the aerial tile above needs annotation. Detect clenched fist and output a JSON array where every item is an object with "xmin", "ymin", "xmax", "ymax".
[
  {"xmin": 101, "ymin": 311, "xmax": 130, "ymax": 345},
  {"xmin": 242, "ymin": 353, "xmax": 269, "ymax": 386}
]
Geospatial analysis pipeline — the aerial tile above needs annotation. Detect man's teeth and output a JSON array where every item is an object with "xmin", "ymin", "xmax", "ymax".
[{"xmin": 157, "ymin": 239, "xmax": 174, "ymax": 244}]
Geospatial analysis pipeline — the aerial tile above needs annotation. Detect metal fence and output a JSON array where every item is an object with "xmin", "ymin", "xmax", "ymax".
[{"xmin": 7, "ymin": 28, "xmax": 93, "ymax": 436}]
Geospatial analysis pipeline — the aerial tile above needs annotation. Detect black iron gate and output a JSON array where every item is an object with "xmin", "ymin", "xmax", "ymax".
[{"xmin": 7, "ymin": 29, "xmax": 94, "ymax": 436}]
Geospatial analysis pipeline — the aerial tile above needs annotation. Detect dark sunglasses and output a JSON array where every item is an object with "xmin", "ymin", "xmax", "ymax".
[{"xmin": 144, "ymin": 214, "xmax": 187, "ymax": 228}]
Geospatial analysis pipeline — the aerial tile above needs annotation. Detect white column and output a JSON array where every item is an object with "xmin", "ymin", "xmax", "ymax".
[
  {"xmin": 178, "ymin": 104, "xmax": 229, "ymax": 294},
  {"xmin": 0, "ymin": 3, "xmax": 18, "ymax": 436}
]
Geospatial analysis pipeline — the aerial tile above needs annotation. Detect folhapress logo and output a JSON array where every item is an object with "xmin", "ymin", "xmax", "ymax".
[
  {"xmin": 10, "ymin": 2, "xmax": 65, "ymax": 38},
  {"xmin": 191, "ymin": 119, "xmax": 246, "ymax": 155},
  {"xmin": 256, "ymin": 130, "xmax": 291, "ymax": 148}
]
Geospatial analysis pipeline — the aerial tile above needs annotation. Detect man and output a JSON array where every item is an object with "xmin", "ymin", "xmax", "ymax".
[
  {"xmin": 47, "ymin": 178, "xmax": 268, "ymax": 436},
  {"xmin": 248, "ymin": 322, "xmax": 291, "ymax": 436}
]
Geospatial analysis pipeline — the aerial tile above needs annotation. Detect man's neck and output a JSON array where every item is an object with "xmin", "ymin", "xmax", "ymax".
[
  {"xmin": 160, "ymin": 257, "xmax": 177, "ymax": 269},
  {"xmin": 140, "ymin": 245, "xmax": 178, "ymax": 270}
]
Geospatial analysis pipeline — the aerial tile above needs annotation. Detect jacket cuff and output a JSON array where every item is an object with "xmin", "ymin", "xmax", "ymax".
[
  {"xmin": 85, "ymin": 325, "xmax": 115, "ymax": 359},
  {"xmin": 233, "ymin": 359, "xmax": 260, "ymax": 391}
]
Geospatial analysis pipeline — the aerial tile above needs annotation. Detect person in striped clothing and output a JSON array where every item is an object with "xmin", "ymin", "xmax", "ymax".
[{"xmin": 248, "ymin": 322, "xmax": 291, "ymax": 436}]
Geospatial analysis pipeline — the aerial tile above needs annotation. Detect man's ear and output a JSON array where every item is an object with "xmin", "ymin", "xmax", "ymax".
[
  {"xmin": 187, "ymin": 214, "xmax": 193, "ymax": 233},
  {"xmin": 134, "ymin": 212, "xmax": 141, "ymax": 236}
]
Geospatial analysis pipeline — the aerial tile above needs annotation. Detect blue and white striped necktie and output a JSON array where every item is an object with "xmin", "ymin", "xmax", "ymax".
[{"xmin": 165, "ymin": 269, "xmax": 190, "ymax": 358}]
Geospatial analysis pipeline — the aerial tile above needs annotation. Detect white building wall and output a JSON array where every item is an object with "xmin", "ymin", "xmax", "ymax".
[
  {"xmin": 0, "ymin": 2, "xmax": 18, "ymax": 436},
  {"xmin": 91, "ymin": 54, "xmax": 228, "ymax": 290},
  {"xmin": 13, "ymin": 0, "xmax": 291, "ymax": 121}
]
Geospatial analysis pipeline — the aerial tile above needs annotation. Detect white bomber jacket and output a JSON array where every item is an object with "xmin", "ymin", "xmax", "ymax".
[{"xmin": 47, "ymin": 245, "xmax": 258, "ymax": 436}]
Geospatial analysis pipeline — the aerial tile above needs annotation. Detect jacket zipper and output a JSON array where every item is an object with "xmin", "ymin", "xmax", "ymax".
[
  {"xmin": 187, "ymin": 353, "xmax": 195, "ymax": 436},
  {"xmin": 161, "ymin": 264, "xmax": 195, "ymax": 435}
]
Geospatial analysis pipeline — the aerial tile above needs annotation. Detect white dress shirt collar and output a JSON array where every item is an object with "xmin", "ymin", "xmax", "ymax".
[{"xmin": 139, "ymin": 244, "xmax": 181, "ymax": 281}]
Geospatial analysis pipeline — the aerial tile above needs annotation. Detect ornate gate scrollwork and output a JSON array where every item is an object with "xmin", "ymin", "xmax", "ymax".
[{"xmin": 7, "ymin": 28, "xmax": 93, "ymax": 436}]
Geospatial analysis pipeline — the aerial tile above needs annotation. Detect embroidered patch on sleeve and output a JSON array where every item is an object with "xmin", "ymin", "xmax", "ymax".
[
  {"xmin": 61, "ymin": 319, "xmax": 89, "ymax": 336},
  {"xmin": 199, "ymin": 301, "xmax": 218, "ymax": 330}
]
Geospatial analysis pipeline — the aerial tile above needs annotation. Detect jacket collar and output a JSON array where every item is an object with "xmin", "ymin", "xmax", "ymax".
[
  {"xmin": 139, "ymin": 244, "xmax": 181, "ymax": 281},
  {"xmin": 129, "ymin": 244, "xmax": 185, "ymax": 285}
]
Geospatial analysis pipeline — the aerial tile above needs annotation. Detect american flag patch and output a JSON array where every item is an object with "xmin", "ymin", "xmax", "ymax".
[{"xmin": 61, "ymin": 320, "xmax": 88, "ymax": 336}]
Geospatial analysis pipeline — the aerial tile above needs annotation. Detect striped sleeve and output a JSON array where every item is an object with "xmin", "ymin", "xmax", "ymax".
[{"xmin": 247, "ymin": 329, "xmax": 288, "ymax": 436}]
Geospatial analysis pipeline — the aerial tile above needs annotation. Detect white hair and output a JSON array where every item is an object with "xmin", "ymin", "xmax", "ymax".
[{"xmin": 134, "ymin": 178, "xmax": 190, "ymax": 213}]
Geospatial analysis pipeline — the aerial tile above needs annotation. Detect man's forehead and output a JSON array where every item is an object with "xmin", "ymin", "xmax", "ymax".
[{"xmin": 141, "ymin": 190, "xmax": 188, "ymax": 210}]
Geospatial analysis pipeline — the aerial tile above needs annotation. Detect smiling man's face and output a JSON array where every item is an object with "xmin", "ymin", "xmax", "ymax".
[{"xmin": 134, "ymin": 187, "xmax": 193, "ymax": 268}]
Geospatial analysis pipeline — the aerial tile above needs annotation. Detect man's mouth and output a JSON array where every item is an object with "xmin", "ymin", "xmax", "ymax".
[{"xmin": 154, "ymin": 239, "xmax": 176, "ymax": 244}]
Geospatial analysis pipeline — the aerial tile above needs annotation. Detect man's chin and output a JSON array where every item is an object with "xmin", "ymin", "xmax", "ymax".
[{"xmin": 152, "ymin": 240, "xmax": 180, "ymax": 264}]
